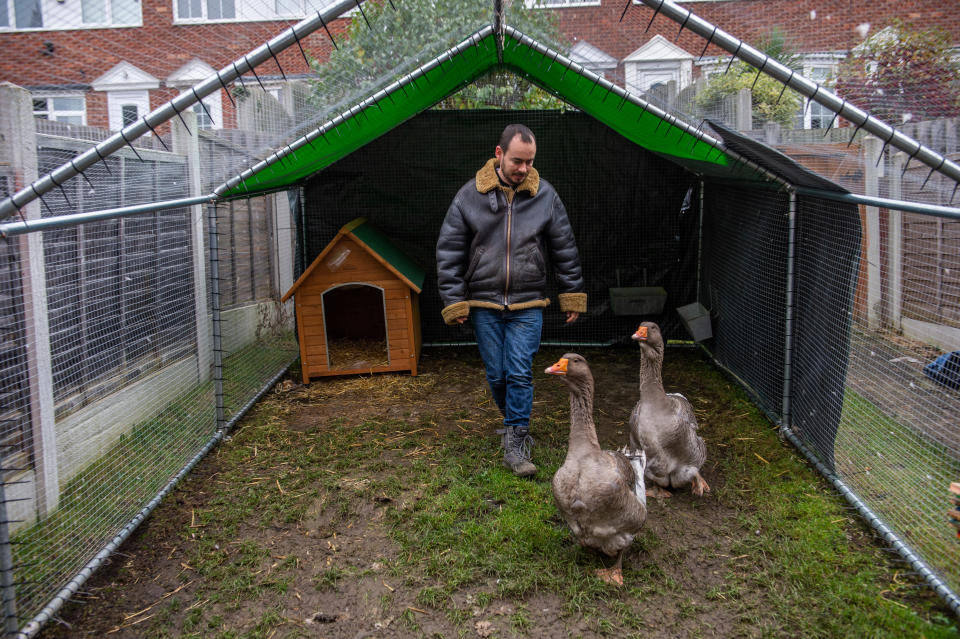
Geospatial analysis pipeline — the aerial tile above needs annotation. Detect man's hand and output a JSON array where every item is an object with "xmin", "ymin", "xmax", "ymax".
[
  {"xmin": 565, "ymin": 311, "xmax": 579, "ymax": 323},
  {"xmin": 456, "ymin": 316, "xmax": 468, "ymax": 324}
]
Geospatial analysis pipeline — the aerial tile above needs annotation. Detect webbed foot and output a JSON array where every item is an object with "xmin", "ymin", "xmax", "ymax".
[
  {"xmin": 594, "ymin": 566, "xmax": 624, "ymax": 586},
  {"xmin": 691, "ymin": 472, "xmax": 711, "ymax": 496},
  {"xmin": 646, "ymin": 485, "xmax": 672, "ymax": 499}
]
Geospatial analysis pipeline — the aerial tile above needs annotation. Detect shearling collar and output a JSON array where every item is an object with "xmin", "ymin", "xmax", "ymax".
[{"xmin": 475, "ymin": 158, "xmax": 540, "ymax": 198}]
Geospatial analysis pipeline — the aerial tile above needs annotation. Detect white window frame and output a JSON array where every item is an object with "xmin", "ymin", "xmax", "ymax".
[
  {"xmin": 0, "ymin": 0, "xmax": 141, "ymax": 31},
  {"xmin": 174, "ymin": 0, "xmax": 236, "ymax": 22},
  {"xmin": 526, "ymin": 0, "xmax": 600, "ymax": 7},
  {"xmin": 172, "ymin": 0, "xmax": 355, "ymax": 24},
  {"xmin": 189, "ymin": 93, "xmax": 223, "ymax": 130},
  {"xmin": 800, "ymin": 57, "xmax": 842, "ymax": 130},
  {"xmin": 106, "ymin": 90, "xmax": 150, "ymax": 132},
  {"xmin": 634, "ymin": 0, "xmax": 739, "ymax": 3},
  {"xmin": 32, "ymin": 93, "xmax": 87, "ymax": 125}
]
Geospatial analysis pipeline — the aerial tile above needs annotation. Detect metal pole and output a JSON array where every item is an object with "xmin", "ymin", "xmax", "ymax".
[
  {"xmin": 0, "ymin": 0, "xmax": 362, "ymax": 220},
  {"xmin": 793, "ymin": 186, "xmax": 960, "ymax": 221},
  {"xmin": 781, "ymin": 190, "xmax": 797, "ymax": 430},
  {"xmin": 696, "ymin": 180, "xmax": 704, "ymax": 302},
  {"xmin": 0, "ymin": 194, "xmax": 218, "ymax": 238},
  {"xmin": 0, "ymin": 480, "xmax": 19, "ymax": 636},
  {"xmin": 14, "ymin": 363, "xmax": 292, "ymax": 638},
  {"xmin": 633, "ymin": 0, "xmax": 960, "ymax": 186},
  {"xmin": 215, "ymin": 25, "xmax": 498, "ymax": 197},
  {"xmin": 779, "ymin": 424, "xmax": 960, "ymax": 618},
  {"xmin": 208, "ymin": 204, "xmax": 225, "ymax": 431},
  {"xmin": 502, "ymin": 26, "xmax": 795, "ymax": 191}
]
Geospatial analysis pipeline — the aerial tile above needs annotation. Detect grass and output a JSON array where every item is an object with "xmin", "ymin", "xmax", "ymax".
[
  {"xmin": 11, "ymin": 338, "xmax": 298, "ymax": 623},
  {"xmin": 27, "ymin": 346, "xmax": 960, "ymax": 638},
  {"xmin": 80, "ymin": 346, "xmax": 959, "ymax": 639},
  {"xmin": 834, "ymin": 388, "xmax": 960, "ymax": 605}
]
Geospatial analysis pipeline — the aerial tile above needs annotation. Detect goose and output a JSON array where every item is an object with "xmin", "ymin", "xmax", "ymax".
[
  {"xmin": 545, "ymin": 353, "xmax": 647, "ymax": 586},
  {"xmin": 629, "ymin": 322, "xmax": 710, "ymax": 498}
]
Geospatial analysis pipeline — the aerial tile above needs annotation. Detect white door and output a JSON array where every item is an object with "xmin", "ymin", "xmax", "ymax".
[{"xmin": 106, "ymin": 90, "xmax": 150, "ymax": 132}]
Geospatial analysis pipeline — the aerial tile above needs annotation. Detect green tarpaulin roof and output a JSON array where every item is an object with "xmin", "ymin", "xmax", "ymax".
[{"xmin": 218, "ymin": 26, "xmax": 753, "ymax": 199}]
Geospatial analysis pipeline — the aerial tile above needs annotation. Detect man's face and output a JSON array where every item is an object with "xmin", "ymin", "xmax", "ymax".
[{"xmin": 495, "ymin": 134, "xmax": 536, "ymax": 187}]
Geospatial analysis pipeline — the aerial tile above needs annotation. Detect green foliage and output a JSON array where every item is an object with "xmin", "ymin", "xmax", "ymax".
[
  {"xmin": 435, "ymin": 70, "xmax": 567, "ymax": 111},
  {"xmin": 307, "ymin": 0, "xmax": 567, "ymax": 112},
  {"xmin": 694, "ymin": 28, "xmax": 802, "ymax": 128},
  {"xmin": 694, "ymin": 62, "xmax": 802, "ymax": 128},
  {"xmin": 834, "ymin": 20, "xmax": 960, "ymax": 123}
]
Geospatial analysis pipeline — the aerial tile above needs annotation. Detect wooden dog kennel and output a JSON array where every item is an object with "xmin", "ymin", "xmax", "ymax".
[{"xmin": 281, "ymin": 218, "xmax": 424, "ymax": 381}]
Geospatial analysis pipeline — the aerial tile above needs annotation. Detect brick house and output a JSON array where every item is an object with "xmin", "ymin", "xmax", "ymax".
[{"xmin": 0, "ymin": 0, "xmax": 958, "ymax": 134}]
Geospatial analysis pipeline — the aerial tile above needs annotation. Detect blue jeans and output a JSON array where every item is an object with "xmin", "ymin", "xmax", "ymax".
[{"xmin": 472, "ymin": 307, "xmax": 544, "ymax": 430}]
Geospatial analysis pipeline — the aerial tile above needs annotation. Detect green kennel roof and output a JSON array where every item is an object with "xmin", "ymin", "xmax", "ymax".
[
  {"xmin": 344, "ymin": 217, "xmax": 426, "ymax": 293},
  {"xmin": 220, "ymin": 27, "xmax": 739, "ymax": 198}
]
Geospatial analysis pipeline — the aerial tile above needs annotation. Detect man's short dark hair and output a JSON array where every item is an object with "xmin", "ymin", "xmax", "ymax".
[{"xmin": 498, "ymin": 124, "xmax": 535, "ymax": 152}]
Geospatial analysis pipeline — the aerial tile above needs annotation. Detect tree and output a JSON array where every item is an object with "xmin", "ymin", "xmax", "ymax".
[
  {"xmin": 693, "ymin": 28, "xmax": 802, "ymax": 129},
  {"xmin": 305, "ymin": 0, "xmax": 567, "ymax": 115},
  {"xmin": 834, "ymin": 20, "xmax": 960, "ymax": 123}
]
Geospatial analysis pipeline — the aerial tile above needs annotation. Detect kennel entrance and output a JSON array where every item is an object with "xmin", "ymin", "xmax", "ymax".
[{"xmin": 322, "ymin": 283, "xmax": 390, "ymax": 371}]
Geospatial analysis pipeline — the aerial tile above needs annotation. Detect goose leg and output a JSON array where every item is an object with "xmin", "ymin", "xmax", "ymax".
[
  {"xmin": 691, "ymin": 472, "xmax": 711, "ymax": 496},
  {"xmin": 595, "ymin": 549, "xmax": 625, "ymax": 586},
  {"xmin": 646, "ymin": 484, "xmax": 672, "ymax": 499}
]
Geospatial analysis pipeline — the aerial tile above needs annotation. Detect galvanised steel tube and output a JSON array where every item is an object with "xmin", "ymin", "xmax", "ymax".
[
  {"xmin": 0, "ymin": 0, "xmax": 362, "ymax": 220},
  {"xmin": 633, "ymin": 0, "xmax": 960, "ymax": 186},
  {"xmin": 780, "ymin": 424, "xmax": 960, "ymax": 618},
  {"xmin": 0, "ymin": 481, "xmax": 19, "ymax": 635},
  {"xmin": 217, "ymin": 25, "xmax": 794, "ymax": 198},
  {"xmin": 502, "ymin": 26, "xmax": 797, "ymax": 190},
  {"xmin": 214, "ymin": 26, "xmax": 497, "ymax": 197},
  {"xmin": 208, "ymin": 204, "xmax": 225, "ymax": 431},
  {"xmin": 0, "ymin": 194, "xmax": 218, "ymax": 238},
  {"xmin": 781, "ymin": 190, "xmax": 797, "ymax": 430},
  {"xmin": 14, "ymin": 363, "xmax": 294, "ymax": 638},
  {"xmin": 794, "ymin": 187, "xmax": 960, "ymax": 221}
]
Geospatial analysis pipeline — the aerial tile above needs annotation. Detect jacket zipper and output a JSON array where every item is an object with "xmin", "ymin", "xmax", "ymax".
[{"xmin": 504, "ymin": 196, "xmax": 512, "ymax": 306}]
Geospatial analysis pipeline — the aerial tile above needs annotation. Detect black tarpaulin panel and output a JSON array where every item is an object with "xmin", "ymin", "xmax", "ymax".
[{"xmin": 300, "ymin": 109, "xmax": 700, "ymax": 346}]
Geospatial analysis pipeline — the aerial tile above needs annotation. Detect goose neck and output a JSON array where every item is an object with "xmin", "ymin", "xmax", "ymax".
[
  {"xmin": 567, "ymin": 379, "xmax": 600, "ymax": 451},
  {"xmin": 639, "ymin": 351, "xmax": 666, "ymax": 397}
]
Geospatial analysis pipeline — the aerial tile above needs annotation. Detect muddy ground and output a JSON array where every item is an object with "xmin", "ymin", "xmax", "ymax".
[{"xmin": 35, "ymin": 344, "xmax": 953, "ymax": 638}]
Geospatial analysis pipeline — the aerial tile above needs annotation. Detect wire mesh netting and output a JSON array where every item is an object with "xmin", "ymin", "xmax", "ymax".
[
  {"xmin": 0, "ymin": 0, "xmax": 959, "ymax": 633},
  {"xmin": 0, "ymin": 196, "xmax": 298, "ymax": 628}
]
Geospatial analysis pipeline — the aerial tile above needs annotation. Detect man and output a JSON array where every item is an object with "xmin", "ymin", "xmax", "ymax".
[{"xmin": 436, "ymin": 123, "xmax": 586, "ymax": 477}]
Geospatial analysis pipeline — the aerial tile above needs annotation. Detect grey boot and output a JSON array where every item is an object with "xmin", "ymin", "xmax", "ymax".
[{"xmin": 500, "ymin": 426, "xmax": 536, "ymax": 477}]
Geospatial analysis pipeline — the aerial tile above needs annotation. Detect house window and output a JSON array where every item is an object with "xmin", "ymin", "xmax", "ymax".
[
  {"xmin": 177, "ymin": 0, "xmax": 201, "ymax": 18},
  {"xmin": 176, "ymin": 0, "xmax": 234, "ymax": 19},
  {"xmin": 81, "ymin": 0, "xmax": 139, "ymax": 24},
  {"xmin": 526, "ymin": 0, "xmax": 600, "ymax": 7},
  {"xmin": 4, "ymin": 0, "xmax": 139, "ymax": 29},
  {"xmin": 33, "ymin": 96, "xmax": 86, "ymax": 125},
  {"xmin": 191, "ymin": 97, "xmax": 222, "ymax": 130},
  {"xmin": 121, "ymin": 104, "xmax": 139, "ymax": 127},
  {"xmin": 207, "ymin": 0, "xmax": 234, "ymax": 19},
  {"xmin": 275, "ymin": 0, "xmax": 299, "ymax": 16},
  {"xmin": 13, "ymin": 0, "xmax": 42, "ymax": 27},
  {"xmin": 805, "ymin": 64, "xmax": 836, "ymax": 129}
]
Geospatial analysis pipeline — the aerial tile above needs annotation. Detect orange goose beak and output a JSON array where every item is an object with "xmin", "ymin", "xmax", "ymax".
[
  {"xmin": 632, "ymin": 325, "xmax": 648, "ymax": 341},
  {"xmin": 545, "ymin": 358, "xmax": 569, "ymax": 375}
]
